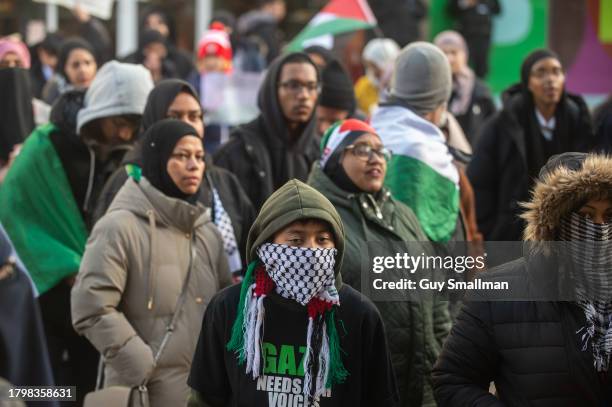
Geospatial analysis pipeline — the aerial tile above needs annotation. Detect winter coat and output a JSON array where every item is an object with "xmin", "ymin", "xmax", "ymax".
[
  {"xmin": 47, "ymin": 90, "xmax": 129, "ymax": 230},
  {"xmin": 92, "ymin": 150, "xmax": 256, "ymax": 270},
  {"xmin": 213, "ymin": 53, "xmax": 320, "ymax": 210},
  {"xmin": 467, "ymin": 85, "xmax": 593, "ymax": 242},
  {"xmin": 188, "ymin": 179, "xmax": 400, "ymax": 406},
  {"xmin": 308, "ymin": 163, "xmax": 451, "ymax": 407},
  {"xmin": 432, "ymin": 154, "xmax": 612, "ymax": 406},
  {"xmin": 72, "ymin": 177, "xmax": 231, "ymax": 407},
  {"xmin": 451, "ymin": 78, "xmax": 496, "ymax": 148}
]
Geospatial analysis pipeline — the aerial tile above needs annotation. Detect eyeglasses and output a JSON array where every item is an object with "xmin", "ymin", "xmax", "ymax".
[
  {"xmin": 170, "ymin": 152, "xmax": 205, "ymax": 163},
  {"xmin": 278, "ymin": 80, "xmax": 321, "ymax": 94},
  {"xmin": 345, "ymin": 143, "xmax": 392, "ymax": 162}
]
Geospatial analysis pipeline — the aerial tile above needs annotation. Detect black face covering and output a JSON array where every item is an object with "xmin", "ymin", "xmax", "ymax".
[
  {"xmin": 0, "ymin": 68, "xmax": 34, "ymax": 164},
  {"xmin": 141, "ymin": 119, "xmax": 202, "ymax": 203}
]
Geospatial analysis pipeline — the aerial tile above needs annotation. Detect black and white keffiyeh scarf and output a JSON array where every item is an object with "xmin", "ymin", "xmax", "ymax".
[
  {"xmin": 559, "ymin": 212, "xmax": 612, "ymax": 371},
  {"xmin": 212, "ymin": 187, "xmax": 242, "ymax": 273},
  {"xmin": 227, "ymin": 243, "xmax": 347, "ymax": 402}
]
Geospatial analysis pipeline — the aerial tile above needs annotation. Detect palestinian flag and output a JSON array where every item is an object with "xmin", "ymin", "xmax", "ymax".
[
  {"xmin": 371, "ymin": 106, "xmax": 460, "ymax": 242},
  {"xmin": 286, "ymin": 0, "xmax": 377, "ymax": 51},
  {"xmin": 0, "ymin": 124, "xmax": 87, "ymax": 294}
]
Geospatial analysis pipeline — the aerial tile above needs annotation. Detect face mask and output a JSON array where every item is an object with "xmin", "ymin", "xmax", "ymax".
[
  {"xmin": 558, "ymin": 212, "xmax": 612, "ymax": 300},
  {"xmin": 256, "ymin": 243, "xmax": 337, "ymax": 306}
]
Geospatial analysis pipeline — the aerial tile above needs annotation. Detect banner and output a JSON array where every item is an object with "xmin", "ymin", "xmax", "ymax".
[{"xmin": 33, "ymin": 0, "xmax": 114, "ymax": 20}]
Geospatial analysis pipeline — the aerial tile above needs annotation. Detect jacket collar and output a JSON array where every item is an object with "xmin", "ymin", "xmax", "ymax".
[{"xmin": 108, "ymin": 177, "xmax": 210, "ymax": 234}]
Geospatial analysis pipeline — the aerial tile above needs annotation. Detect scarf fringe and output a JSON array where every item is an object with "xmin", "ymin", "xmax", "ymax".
[
  {"xmin": 226, "ymin": 260, "xmax": 258, "ymax": 362},
  {"xmin": 227, "ymin": 259, "xmax": 349, "ymax": 398},
  {"xmin": 303, "ymin": 317, "xmax": 315, "ymax": 400},
  {"xmin": 325, "ymin": 307, "xmax": 349, "ymax": 388}
]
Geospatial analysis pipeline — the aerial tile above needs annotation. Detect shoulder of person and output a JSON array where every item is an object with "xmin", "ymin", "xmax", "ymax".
[
  {"xmin": 473, "ymin": 78, "xmax": 493, "ymax": 99},
  {"xmin": 206, "ymin": 283, "xmax": 242, "ymax": 318},
  {"xmin": 338, "ymin": 284, "xmax": 383, "ymax": 322},
  {"xmin": 93, "ymin": 206, "xmax": 139, "ymax": 230}
]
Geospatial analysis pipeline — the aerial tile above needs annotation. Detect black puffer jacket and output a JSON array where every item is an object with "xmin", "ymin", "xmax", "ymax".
[
  {"xmin": 467, "ymin": 84, "xmax": 593, "ymax": 242},
  {"xmin": 433, "ymin": 153, "xmax": 612, "ymax": 406},
  {"xmin": 433, "ymin": 260, "xmax": 612, "ymax": 406}
]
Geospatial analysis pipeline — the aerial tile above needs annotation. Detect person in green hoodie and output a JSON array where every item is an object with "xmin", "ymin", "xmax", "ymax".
[
  {"xmin": 308, "ymin": 119, "xmax": 452, "ymax": 407},
  {"xmin": 188, "ymin": 179, "xmax": 399, "ymax": 407}
]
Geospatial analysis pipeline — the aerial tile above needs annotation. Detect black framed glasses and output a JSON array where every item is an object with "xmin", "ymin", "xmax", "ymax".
[
  {"xmin": 345, "ymin": 143, "xmax": 392, "ymax": 162},
  {"xmin": 278, "ymin": 80, "xmax": 321, "ymax": 94}
]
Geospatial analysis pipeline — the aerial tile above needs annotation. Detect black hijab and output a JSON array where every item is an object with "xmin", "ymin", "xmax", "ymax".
[
  {"xmin": 122, "ymin": 79, "xmax": 201, "ymax": 168},
  {"xmin": 56, "ymin": 37, "xmax": 96, "ymax": 83},
  {"xmin": 0, "ymin": 68, "xmax": 34, "ymax": 164},
  {"xmin": 141, "ymin": 119, "xmax": 202, "ymax": 203},
  {"xmin": 142, "ymin": 79, "xmax": 200, "ymax": 131}
]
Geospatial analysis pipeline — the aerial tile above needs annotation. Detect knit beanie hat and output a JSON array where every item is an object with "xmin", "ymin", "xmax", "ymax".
[
  {"xmin": 389, "ymin": 41, "xmax": 452, "ymax": 116},
  {"xmin": 319, "ymin": 60, "xmax": 356, "ymax": 112},
  {"xmin": 197, "ymin": 22, "xmax": 233, "ymax": 72}
]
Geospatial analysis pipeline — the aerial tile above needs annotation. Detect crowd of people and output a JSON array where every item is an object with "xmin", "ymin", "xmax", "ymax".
[{"xmin": 1, "ymin": 0, "xmax": 612, "ymax": 406}]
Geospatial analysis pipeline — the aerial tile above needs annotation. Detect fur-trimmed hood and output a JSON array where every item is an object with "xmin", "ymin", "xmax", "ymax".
[{"xmin": 521, "ymin": 153, "xmax": 612, "ymax": 241}]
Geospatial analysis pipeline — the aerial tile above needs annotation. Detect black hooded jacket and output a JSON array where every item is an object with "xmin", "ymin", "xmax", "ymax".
[
  {"xmin": 467, "ymin": 84, "xmax": 593, "ymax": 241},
  {"xmin": 213, "ymin": 53, "xmax": 320, "ymax": 210},
  {"xmin": 92, "ymin": 80, "xmax": 256, "ymax": 270}
]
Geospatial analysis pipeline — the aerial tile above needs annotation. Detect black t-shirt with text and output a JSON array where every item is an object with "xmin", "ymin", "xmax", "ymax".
[{"xmin": 188, "ymin": 283, "xmax": 399, "ymax": 407}]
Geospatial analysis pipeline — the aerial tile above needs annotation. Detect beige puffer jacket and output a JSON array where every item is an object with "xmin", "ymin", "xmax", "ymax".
[{"xmin": 72, "ymin": 177, "xmax": 231, "ymax": 407}]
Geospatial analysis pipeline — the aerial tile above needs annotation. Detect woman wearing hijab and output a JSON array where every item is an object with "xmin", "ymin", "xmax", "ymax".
[
  {"xmin": 42, "ymin": 37, "xmax": 98, "ymax": 105},
  {"xmin": 434, "ymin": 152, "xmax": 612, "ymax": 405},
  {"xmin": 0, "ymin": 37, "xmax": 31, "ymax": 68},
  {"xmin": 434, "ymin": 30, "xmax": 496, "ymax": 147},
  {"xmin": 72, "ymin": 119, "xmax": 231, "ymax": 407},
  {"xmin": 95, "ymin": 79, "xmax": 256, "ymax": 279},
  {"xmin": 0, "ymin": 58, "xmax": 35, "ymax": 183},
  {"xmin": 467, "ymin": 49, "xmax": 593, "ymax": 242},
  {"xmin": 307, "ymin": 119, "xmax": 451, "ymax": 406}
]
